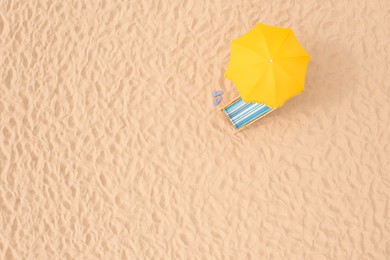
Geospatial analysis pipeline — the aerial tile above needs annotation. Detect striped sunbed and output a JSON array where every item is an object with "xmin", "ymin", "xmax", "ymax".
[{"xmin": 221, "ymin": 97, "xmax": 274, "ymax": 132}]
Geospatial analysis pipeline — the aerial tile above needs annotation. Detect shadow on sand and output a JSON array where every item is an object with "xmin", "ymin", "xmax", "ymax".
[{"xmin": 266, "ymin": 40, "xmax": 358, "ymax": 119}]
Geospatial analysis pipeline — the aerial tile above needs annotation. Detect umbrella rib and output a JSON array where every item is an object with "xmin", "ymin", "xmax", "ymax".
[
  {"xmin": 275, "ymin": 55, "xmax": 310, "ymax": 61},
  {"xmin": 232, "ymin": 41, "xmax": 269, "ymax": 60},
  {"xmin": 229, "ymin": 61, "xmax": 269, "ymax": 72},
  {"xmin": 259, "ymin": 27, "xmax": 271, "ymax": 58},
  {"xmin": 274, "ymin": 62, "xmax": 303, "ymax": 89},
  {"xmin": 245, "ymin": 64, "xmax": 270, "ymax": 101},
  {"xmin": 273, "ymin": 30, "xmax": 292, "ymax": 58}
]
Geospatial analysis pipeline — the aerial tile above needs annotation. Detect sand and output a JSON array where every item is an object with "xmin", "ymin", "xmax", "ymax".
[{"xmin": 1, "ymin": 0, "xmax": 390, "ymax": 259}]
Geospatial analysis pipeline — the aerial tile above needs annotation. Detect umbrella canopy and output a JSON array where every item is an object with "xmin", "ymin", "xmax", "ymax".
[{"xmin": 225, "ymin": 23, "xmax": 310, "ymax": 108}]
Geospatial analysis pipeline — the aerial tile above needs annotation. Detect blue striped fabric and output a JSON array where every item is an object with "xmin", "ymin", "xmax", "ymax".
[{"xmin": 223, "ymin": 98, "xmax": 272, "ymax": 129}]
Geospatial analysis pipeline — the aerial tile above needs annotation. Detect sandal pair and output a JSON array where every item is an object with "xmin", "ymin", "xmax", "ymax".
[{"xmin": 212, "ymin": 90, "xmax": 223, "ymax": 106}]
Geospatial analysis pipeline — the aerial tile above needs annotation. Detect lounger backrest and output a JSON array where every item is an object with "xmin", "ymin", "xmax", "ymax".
[{"xmin": 223, "ymin": 98, "xmax": 272, "ymax": 129}]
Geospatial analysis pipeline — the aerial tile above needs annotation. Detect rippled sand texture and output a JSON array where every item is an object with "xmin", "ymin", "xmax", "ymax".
[{"xmin": 1, "ymin": 0, "xmax": 390, "ymax": 259}]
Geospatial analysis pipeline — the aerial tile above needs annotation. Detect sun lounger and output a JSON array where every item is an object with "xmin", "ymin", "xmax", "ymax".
[{"xmin": 220, "ymin": 96, "xmax": 275, "ymax": 133}]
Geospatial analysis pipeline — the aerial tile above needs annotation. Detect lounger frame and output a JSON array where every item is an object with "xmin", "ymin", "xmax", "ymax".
[{"xmin": 220, "ymin": 96, "xmax": 275, "ymax": 134}]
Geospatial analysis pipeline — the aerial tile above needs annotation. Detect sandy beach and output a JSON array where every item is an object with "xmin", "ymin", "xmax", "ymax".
[{"xmin": 1, "ymin": 0, "xmax": 389, "ymax": 259}]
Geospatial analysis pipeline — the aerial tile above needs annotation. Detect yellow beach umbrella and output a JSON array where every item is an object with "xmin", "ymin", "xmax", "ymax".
[{"xmin": 225, "ymin": 23, "xmax": 310, "ymax": 108}]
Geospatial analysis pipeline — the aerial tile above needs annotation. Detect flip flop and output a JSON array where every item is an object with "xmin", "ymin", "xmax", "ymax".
[
  {"xmin": 211, "ymin": 90, "xmax": 223, "ymax": 97},
  {"xmin": 213, "ymin": 96, "xmax": 222, "ymax": 106}
]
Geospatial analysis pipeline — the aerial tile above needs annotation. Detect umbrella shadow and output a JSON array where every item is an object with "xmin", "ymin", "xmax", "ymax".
[{"xmin": 260, "ymin": 40, "xmax": 358, "ymax": 121}]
